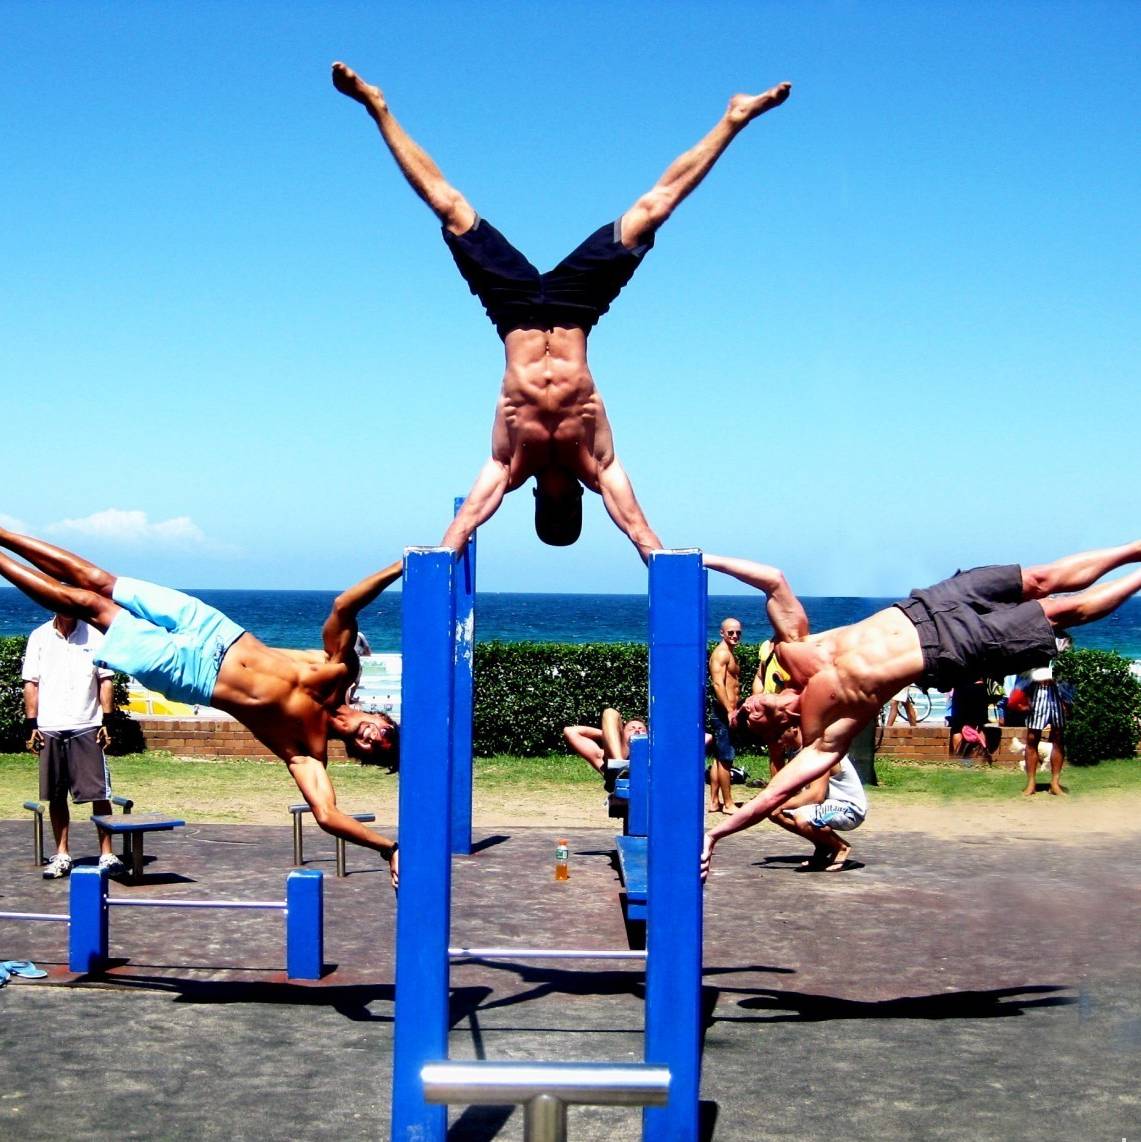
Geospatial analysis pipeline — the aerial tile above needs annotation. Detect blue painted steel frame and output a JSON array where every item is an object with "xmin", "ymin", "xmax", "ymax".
[
  {"xmin": 451, "ymin": 497, "xmax": 476, "ymax": 856},
  {"xmin": 644, "ymin": 551, "xmax": 706, "ymax": 1140},
  {"xmin": 392, "ymin": 549, "xmax": 456, "ymax": 1141},
  {"xmin": 68, "ymin": 866, "xmax": 107, "ymax": 972},
  {"xmin": 628, "ymin": 733, "xmax": 649, "ymax": 838},
  {"xmin": 285, "ymin": 869, "xmax": 324, "ymax": 980}
]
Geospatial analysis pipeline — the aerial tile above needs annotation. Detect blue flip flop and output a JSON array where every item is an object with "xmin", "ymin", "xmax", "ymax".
[{"xmin": 0, "ymin": 960, "xmax": 48, "ymax": 985}]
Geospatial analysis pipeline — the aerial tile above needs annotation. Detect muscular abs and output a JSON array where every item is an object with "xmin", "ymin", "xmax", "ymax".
[
  {"xmin": 210, "ymin": 635, "xmax": 349, "ymax": 761},
  {"xmin": 495, "ymin": 327, "xmax": 612, "ymax": 488}
]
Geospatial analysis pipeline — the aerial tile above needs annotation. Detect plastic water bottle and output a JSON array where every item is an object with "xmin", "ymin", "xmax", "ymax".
[{"xmin": 554, "ymin": 838, "xmax": 569, "ymax": 881}]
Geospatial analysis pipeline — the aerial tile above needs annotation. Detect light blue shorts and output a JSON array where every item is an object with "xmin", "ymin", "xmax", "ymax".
[
  {"xmin": 793, "ymin": 799, "xmax": 866, "ymax": 832},
  {"xmin": 95, "ymin": 578, "xmax": 246, "ymax": 707}
]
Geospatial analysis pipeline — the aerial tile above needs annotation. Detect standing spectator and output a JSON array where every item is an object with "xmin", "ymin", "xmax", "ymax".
[
  {"xmin": 22, "ymin": 614, "xmax": 123, "ymax": 878},
  {"xmin": 1024, "ymin": 634, "xmax": 1072, "ymax": 797},
  {"xmin": 708, "ymin": 617, "xmax": 743, "ymax": 814}
]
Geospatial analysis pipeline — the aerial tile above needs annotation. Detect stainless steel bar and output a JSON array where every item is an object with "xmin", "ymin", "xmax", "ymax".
[
  {"xmin": 448, "ymin": 947, "xmax": 647, "ymax": 961},
  {"xmin": 421, "ymin": 1061, "xmax": 670, "ymax": 1107},
  {"xmin": 0, "ymin": 911, "xmax": 69, "ymax": 922},
  {"xmin": 523, "ymin": 1093, "xmax": 567, "ymax": 1142},
  {"xmin": 108, "ymin": 899, "xmax": 284, "ymax": 910}
]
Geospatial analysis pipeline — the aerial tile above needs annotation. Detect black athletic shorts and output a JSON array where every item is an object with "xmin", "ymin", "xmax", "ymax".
[
  {"xmin": 894, "ymin": 564, "xmax": 1057, "ymax": 690},
  {"xmin": 442, "ymin": 216, "xmax": 654, "ymax": 339},
  {"xmin": 39, "ymin": 727, "xmax": 112, "ymax": 803}
]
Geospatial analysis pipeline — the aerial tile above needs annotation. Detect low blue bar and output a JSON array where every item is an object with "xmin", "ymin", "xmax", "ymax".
[
  {"xmin": 645, "ymin": 551, "xmax": 706, "ymax": 1141},
  {"xmin": 68, "ymin": 866, "xmax": 107, "ymax": 973},
  {"xmin": 450, "ymin": 495, "xmax": 476, "ymax": 856},
  {"xmin": 285, "ymin": 869, "xmax": 324, "ymax": 980},
  {"xmin": 392, "ymin": 549, "xmax": 456, "ymax": 1142}
]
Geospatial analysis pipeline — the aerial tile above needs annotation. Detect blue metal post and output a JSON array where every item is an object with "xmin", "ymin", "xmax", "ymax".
[
  {"xmin": 285, "ymin": 869, "xmax": 324, "ymax": 981},
  {"xmin": 644, "ymin": 550, "xmax": 706, "ymax": 1141},
  {"xmin": 68, "ymin": 866, "xmax": 108, "ymax": 973},
  {"xmin": 628, "ymin": 733, "xmax": 649, "ymax": 838},
  {"xmin": 451, "ymin": 496, "xmax": 476, "ymax": 856},
  {"xmin": 392, "ymin": 548, "xmax": 456, "ymax": 1142}
]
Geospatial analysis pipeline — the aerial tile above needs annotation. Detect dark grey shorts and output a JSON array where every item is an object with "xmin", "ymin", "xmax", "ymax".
[
  {"xmin": 39, "ymin": 728, "xmax": 112, "ymax": 803},
  {"xmin": 709, "ymin": 706, "xmax": 736, "ymax": 763},
  {"xmin": 894, "ymin": 564, "xmax": 1057, "ymax": 690}
]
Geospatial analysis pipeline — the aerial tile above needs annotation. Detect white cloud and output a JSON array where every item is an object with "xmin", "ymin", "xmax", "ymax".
[
  {"xmin": 45, "ymin": 509, "xmax": 209, "ymax": 549},
  {"xmin": 0, "ymin": 513, "xmax": 29, "ymax": 532}
]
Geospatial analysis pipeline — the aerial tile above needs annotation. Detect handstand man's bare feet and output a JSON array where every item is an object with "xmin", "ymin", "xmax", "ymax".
[
  {"xmin": 331, "ymin": 62, "xmax": 386, "ymax": 113},
  {"xmin": 727, "ymin": 82, "xmax": 792, "ymax": 126}
]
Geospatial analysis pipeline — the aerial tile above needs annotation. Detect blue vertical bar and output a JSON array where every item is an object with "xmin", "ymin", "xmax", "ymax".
[
  {"xmin": 392, "ymin": 548, "xmax": 455, "ymax": 1142},
  {"xmin": 451, "ymin": 496, "xmax": 476, "ymax": 856},
  {"xmin": 68, "ymin": 866, "xmax": 108, "ymax": 973},
  {"xmin": 285, "ymin": 869, "xmax": 324, "ymax": 980},
  {"xmin": 628, "ymin": 733, "xmax": 649, "ymax": 838},
  {"xmin": 645, "ymin": 550, "xmax": 706, "ymax": 1141}
]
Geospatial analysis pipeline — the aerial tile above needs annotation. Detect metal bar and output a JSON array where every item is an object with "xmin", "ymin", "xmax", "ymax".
[
  {"xmin": 335, "ymin": 837, "xmax": 347, "ymax": 878},
  {"xmin": 449, "ymin": 947, "xmax": 646, "ymax": 961},
  {"xmin": 24, "ymin": 801, "xmax": 45, "ymax": 868},
  {"xmin": 450, "ymin": 495, "xmax": 476, "ymax": 856},
  {"xmin": 392, "ymin": 548, "xmax": 456, "ymax": 1142},
  {"xmin": 0, "ymin": 911, "xmax": 68, "ymax": 923},
  {"xmin": 645, "ymin": 549, "xmax": 706, "ymax": 1142},
  {"xmin": 292, "ymin": 809, "xmax": 304, "ymax": 866},
  {"xmin": 421, "ymin": 1061, "xmax": 670, "ymax": 1107},
  {"xmin": 109, "ymin": 899, "xmax": 284, "ymax": 910}
]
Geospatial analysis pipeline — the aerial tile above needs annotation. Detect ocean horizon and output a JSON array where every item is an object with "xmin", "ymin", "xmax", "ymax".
[{"xmin": 3, "ymin": 587, "xmax": 1140, "ymax": 661}]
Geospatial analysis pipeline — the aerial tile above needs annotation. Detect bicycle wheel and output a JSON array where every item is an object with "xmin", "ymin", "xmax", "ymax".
[{"xmin": 908, "ymin": 686, "xmax": 933, "ymax": 722}]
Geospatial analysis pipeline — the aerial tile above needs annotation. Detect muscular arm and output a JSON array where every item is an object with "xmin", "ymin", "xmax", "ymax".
[
  {"xmin": 702, "ymin": 554, "xmax": 809, "ymax": 643},
  {"xmin": 287, "ymin": 755, "xmax": 399, "ymax": 887},
  {"xmin": 440, "ymin": 458, "xmax": 511, "ymax": 555},
  {"xmin": 596, "ymin": 456, "xmax": 662, "ymax": 563},
  {"xmin": 321, "ymin": 558, "xmax": 403, "ymax": 666},
  {"xmin": 708, "ymin": 647, "xmax": 734, "ymax": 715}
]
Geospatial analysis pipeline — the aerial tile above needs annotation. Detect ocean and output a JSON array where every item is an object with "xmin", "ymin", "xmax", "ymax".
[{"xmin": 3, "ymin": 587, "xmax": 1140, "ymax": 660}]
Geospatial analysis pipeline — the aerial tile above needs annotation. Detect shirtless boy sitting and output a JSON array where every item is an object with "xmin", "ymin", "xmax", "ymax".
[
  {"xmin": 700, "ymin": 542, "xmax": 1141, "ymax": 879},
  {"xmin": 0, "ymin": 527, "xmax": 402, "ymax": 885},
  {"xmin": 332, "ymin": 62, "xmax": 790, "ymax": 558},
  {"xmin": 563, "ymin": 707, "xmax": 648, "ymax": 791}
]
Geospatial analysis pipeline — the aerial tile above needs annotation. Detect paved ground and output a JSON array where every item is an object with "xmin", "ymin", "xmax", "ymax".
[{"xmin": 0, "ymin": 814, "xmax": 1137, "ymax": 1141}]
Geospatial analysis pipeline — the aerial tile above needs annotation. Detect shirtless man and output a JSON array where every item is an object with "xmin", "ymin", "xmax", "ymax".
[
  {"xmin": 563, "ymin": 707, "xmax": 648, "ymax": 791},
  {"xmin": 700, "ymin": 542, "xmax": 1141, "ymax": 879},
  {"xmin": 332, "ymin": 62, "xmax": 791, "ymax": 558},
  {"xmin": 0, "ymin": 527, "xmax": 402, "ymax": 885},
  {"xmin": 708, "ymin": 617, "xmax": 743, "ymax": 813}
]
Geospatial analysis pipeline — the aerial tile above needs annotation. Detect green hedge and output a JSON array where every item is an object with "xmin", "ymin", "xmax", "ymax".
[
  {"xmin": 1054, "ymin": 648, "xmax": 1141, "ymax": 766},
  {"xmin": 472, "ymin": 639, "xmax": 762, "ymax": 757}
]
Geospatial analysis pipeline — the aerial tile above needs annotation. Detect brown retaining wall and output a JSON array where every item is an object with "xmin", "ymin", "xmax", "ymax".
[{"xmin": 135, "ymin": 717, "xmax": 1049, "ymax": 768}]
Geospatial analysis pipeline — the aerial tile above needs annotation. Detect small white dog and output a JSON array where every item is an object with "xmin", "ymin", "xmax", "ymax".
[{"xmin": 1010, "ymin": 737, "xmax": 1052, "ymax": 773}]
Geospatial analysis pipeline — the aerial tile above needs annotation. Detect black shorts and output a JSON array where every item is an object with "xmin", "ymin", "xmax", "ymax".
[
  {"xmin": 39, "ymin": 728, "xmax": 112, "ymax": 803},
  {"xmin": 442, "ymin": 216, "xmax": 654, "ymax": 340},
  {"xmin": 894, "ymin": 564, "xmax": 1057, "ymax": 690}
]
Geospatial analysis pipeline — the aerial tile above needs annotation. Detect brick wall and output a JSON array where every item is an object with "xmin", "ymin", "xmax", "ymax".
[
  {"xmin": 135, "ymin": 716, "xmax": 348, "ymax": 761},
  {"xmin": 878, "ymin": 724, "xmax": 1049, "ymax": 767}
]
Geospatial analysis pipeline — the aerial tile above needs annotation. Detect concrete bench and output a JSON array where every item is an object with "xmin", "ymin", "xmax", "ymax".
[
  {"xmin": 289, "ymin": 804, "xmax": 376, "ymax": 878},
  {"xmin": 24, "ymin": 795, "xmax": 134, "ymax": 868},
  {"xmin": 90, "ymin": 813, "xmax": 186, "ymax": 882}
]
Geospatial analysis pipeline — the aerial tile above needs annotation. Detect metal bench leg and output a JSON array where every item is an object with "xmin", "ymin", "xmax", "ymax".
[
  {"xmin": 32, "ymin": 811, "xmax": 44, "ymax": 868},
  {"xmin": 292, "ymin": 812, "xmax": 304, "ymax": 867},
  {"xmin": 130, "ymin": 833, "xmax": 145, "ymax": 882},
  {"xmin": 336, "ymin": 838, "xmax": 347, "ymax": 878}
]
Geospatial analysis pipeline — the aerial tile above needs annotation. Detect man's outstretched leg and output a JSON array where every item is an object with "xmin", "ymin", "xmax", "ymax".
[
  {"xmin": 1039, "ymin": 567, "xmax": 1141, "ymax": 630},
  {"xmin": 1022, "ymin": 541, "xmax": 1141, "ymax": 598},
  {"xmin": 332, "ymin": 62, "xmax": 477, "ymax": 236},
  {"xmin": 618, "ymin": 82, "xmax": 791, "ymax": 248},
  {"xmin": 0, "ymin": 529, "xmax": 118, "ymax": 628}
]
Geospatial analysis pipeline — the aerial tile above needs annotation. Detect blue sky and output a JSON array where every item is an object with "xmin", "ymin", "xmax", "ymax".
[{"xmin": 4, "ymin": 2, "xmax": 1138, "ymax": 595}]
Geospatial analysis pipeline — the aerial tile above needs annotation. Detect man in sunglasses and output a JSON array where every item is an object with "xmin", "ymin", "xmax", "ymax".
[
  {"xmin": 699, "ymin": 543, "xmax": 1141, "ymax": 879},
  {"xmin": 0, "ymin": 526, "xmax": 402, "ymax": 886},
  {"xmin": 332, "ymin": 62, "xmax": 791, "ymax": 558}
]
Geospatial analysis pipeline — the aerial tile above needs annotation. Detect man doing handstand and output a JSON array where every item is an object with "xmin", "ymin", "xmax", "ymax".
[
  {"xmin": 0, "ymin": 527, "xmax": 402, "ymax": 885},
  {"xmin": 700, "ymin": 542, "xmax": 1141, "ymax": 878},
  {"xmin": 332, "ymin": 62, "xmax": 791, "ymax": 559}
]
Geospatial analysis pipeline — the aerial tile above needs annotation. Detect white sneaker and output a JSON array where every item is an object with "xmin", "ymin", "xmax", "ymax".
[
  {"xmin": 42, "ymin": 853, "xmax": 72, "ymax": 879},
  {"xmin": 97, "ymin": 853, "xmax": 125, "ymax": 875}
]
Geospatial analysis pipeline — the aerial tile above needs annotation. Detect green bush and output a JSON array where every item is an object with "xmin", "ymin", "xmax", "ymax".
[
  {"xmin": 1054, "ymin": 648, "xmax": 1141, "ymax": 766},
  {"xmin": 472, "ymin": 639, "xmax": 763, "ymax": 757},
  {"xmin": 0, "ymin": 636, "xmax": 28, "ymax": 751}
]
